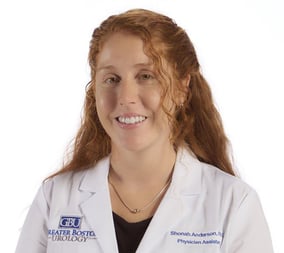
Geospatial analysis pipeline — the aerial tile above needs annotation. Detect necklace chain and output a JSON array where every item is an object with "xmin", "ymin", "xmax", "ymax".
[{"xmin": 108, "ymin": 174, "xmax": 172, "ymax": 214}]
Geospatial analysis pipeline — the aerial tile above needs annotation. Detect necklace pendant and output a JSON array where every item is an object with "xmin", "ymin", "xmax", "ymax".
[{"xmin": 131, "ymin": 208, "xmax": 140, "ymax": 214}]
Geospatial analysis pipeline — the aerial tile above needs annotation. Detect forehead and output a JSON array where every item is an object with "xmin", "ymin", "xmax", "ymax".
[
  {"xmin": 95, "ymin": 31, "xmax": 172, "ymax": 80},
  {"xmin": 96, "ymin": 32, "xmax": 149, "ymax": 66}
]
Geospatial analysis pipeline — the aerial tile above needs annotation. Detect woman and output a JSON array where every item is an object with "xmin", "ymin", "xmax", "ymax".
[{"xmin": 16, "ymin": 9, "xmax": 273, "ymax": 253}]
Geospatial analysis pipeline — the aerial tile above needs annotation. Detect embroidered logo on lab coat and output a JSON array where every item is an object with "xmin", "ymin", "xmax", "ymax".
[
  {"xmin": 48, "ymin": 216, "xmax": 96, "ymax": 243},
  {"xmin": 59, "ymin": 216, "xmax": 82, "ymax": 229}
]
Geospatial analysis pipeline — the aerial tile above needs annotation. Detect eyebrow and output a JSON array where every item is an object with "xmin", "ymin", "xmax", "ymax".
[
  {"xmin": 96, "ymin": 62, "xmax": 154, "ymax": 71},
  {"xmin": 134, "ymin": 62, "xmax": 153, "ymax": 68},
  {"xmin": 96, "ymin": 65, "xmax": 114, "ymax": 71}
]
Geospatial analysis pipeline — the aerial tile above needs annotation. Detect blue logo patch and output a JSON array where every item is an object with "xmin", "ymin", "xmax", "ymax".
[{"xmin": 59, "ymin": 216, "xmax": 82, "ymax": 229}]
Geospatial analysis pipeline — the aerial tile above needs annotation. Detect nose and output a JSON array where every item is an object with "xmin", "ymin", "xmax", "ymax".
[{"xmin": 118, "ymin": 79, "xmax": 138, "ymax": 106}]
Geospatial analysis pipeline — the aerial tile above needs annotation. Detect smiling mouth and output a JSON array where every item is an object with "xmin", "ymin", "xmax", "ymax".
[{"xmin": 116, "ymin": 116, "xmax": 147, "ymax": 125}]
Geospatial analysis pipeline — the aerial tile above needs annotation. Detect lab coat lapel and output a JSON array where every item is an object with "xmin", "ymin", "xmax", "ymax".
[
  {"xmin": 136, "ymin": 190, "xmax": 185, "ymax": 252},
  {"xmin": 79, "ymin": 157, "xmax": 119, "ymax": 253},
  {"xmin": 136, "ymin": 148, "xmax": 202, "ymax": 252}
]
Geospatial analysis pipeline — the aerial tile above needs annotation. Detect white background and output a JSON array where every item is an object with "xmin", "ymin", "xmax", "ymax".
[{"xmin": 0, "ymin": 0, "xmax": 283, "ymax": 252}]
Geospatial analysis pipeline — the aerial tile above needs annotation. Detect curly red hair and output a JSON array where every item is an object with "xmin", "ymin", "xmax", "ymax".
[{"xmin": 49, "ymin": 9, "xmax": 235, "ymax": 178}]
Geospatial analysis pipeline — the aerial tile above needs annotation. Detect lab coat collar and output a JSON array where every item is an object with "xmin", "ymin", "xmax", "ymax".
[
  {"xmin": 78, "ymin": 158, "xmax": 119, "ymax": 252},
  {"xmin": 170, "ymin": 147, "xmax": 202, "ymax": 196},
  {"xmin": 79, "ymin": 157, "xmax": 110, "ymax": 193},
  {"xmin": 78, "ymin": 147, "xmax": 202, "ymax": 195},
  {"xmin": 78, "ymin": 148, "xmax": 203, "ymax": 253},
  {"xmin": 136, "ymin": 147, "xmax": 203, "ymax": 252}
]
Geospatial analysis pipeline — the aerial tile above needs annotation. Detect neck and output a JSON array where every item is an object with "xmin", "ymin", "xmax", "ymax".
[{"xmin": 109, "ymin": 144, "xmax": 176, "ymax": 186}]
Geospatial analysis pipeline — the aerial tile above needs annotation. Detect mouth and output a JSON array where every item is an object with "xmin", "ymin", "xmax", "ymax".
[{"xmin": 116, "ymin": 115, "xmax": 147, "ymax": 125}]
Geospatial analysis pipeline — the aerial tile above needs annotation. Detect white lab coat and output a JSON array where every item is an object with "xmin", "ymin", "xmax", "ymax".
[{"xmin": 16, "ymin": 148, "xmax": 273, "ymax": 252}]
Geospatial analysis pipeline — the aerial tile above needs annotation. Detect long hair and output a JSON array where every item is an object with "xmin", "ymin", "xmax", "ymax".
[{"xmin": 49, "ymin": 9, "xmax": 235, "ymax": 178}]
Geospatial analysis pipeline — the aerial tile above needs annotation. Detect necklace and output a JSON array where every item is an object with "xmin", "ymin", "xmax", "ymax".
[{"xmin": 108, "ymin": 174, "xmax": 172, "ymax": 214}]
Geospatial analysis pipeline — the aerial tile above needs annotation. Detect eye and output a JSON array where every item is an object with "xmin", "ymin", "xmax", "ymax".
[
  {"xmin": 138, "ymin": 72, "xmax": 155, "ymax": 81},
  {"xmin": 104, "ymin": 75, "xmax": 120, "ymax": 85}
]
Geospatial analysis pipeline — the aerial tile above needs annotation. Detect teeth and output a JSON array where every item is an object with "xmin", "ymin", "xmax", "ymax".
[{"xmin": 118, "ymin": 116, "xmax": 146, "ymax": 124}]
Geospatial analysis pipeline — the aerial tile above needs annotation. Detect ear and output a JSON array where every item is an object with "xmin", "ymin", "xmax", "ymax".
[
  {"xmin": 182, "ymin": 74, "xmax": 191, "ymax": 88},
  {"xmin": 179, "ymin": 74, "xmax": 191, "ymax": 104}
]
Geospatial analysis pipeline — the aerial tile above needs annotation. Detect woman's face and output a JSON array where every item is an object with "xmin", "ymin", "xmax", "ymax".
[{"xmin": 95, "ymin": 32, "xmax": 173, "ymax": 153}]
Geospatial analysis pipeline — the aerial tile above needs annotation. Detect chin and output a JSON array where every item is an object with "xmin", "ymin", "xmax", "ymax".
[{"xmin": 112, "ymin": 138, "xmax": 151, "ymax": 153}]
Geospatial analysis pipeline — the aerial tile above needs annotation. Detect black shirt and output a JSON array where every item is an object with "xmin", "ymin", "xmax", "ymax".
[{"xmin": 113, "ymin": 212, "xmax": 152, "ymax": 253}]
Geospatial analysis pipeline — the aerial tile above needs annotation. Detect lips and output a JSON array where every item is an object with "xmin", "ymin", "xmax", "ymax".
[{"xmin": 116, "ymin": 115, "xmax": 147, "ymax": 125}]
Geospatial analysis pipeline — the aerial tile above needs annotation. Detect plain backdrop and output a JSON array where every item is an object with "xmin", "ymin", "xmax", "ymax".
[{"xmin": 0, "ymin": 0, "xmax": 283, "ymax": 252}]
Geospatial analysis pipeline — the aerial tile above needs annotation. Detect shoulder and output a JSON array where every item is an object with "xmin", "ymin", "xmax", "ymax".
[
  {"xmin": 176, "ymin": 147, "xmax": 255, "ymax": 206},
  {"xmin": 40, "ymin": 156, "xmax": 110, "ymax": 205},
  {"xmin": 39, "ymin": 170, "xmax": 86, "ymax": 206},
  {"xmin": 174, "ymin": 148, "xmax": 270, "ymax": 241},
  {"xmin": 202, "ymin": 161, "xmax": 252, "ymax": 196}
]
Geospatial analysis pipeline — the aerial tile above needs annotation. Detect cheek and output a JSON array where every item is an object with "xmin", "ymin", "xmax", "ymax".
[
  {"xmin": 95, "ymin": 89, "xmax": 116, "ymax": 117},
  {"xmin": 144, "ymin": 90, "xmax": 170, "ymax": 125},
  {"xmin": 148, "ymin": 90, "xmax": 175, "ymax": 127},
  {"xmin": 143, "ymin": 88, "xmax": 162, "ymax": 110}
]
